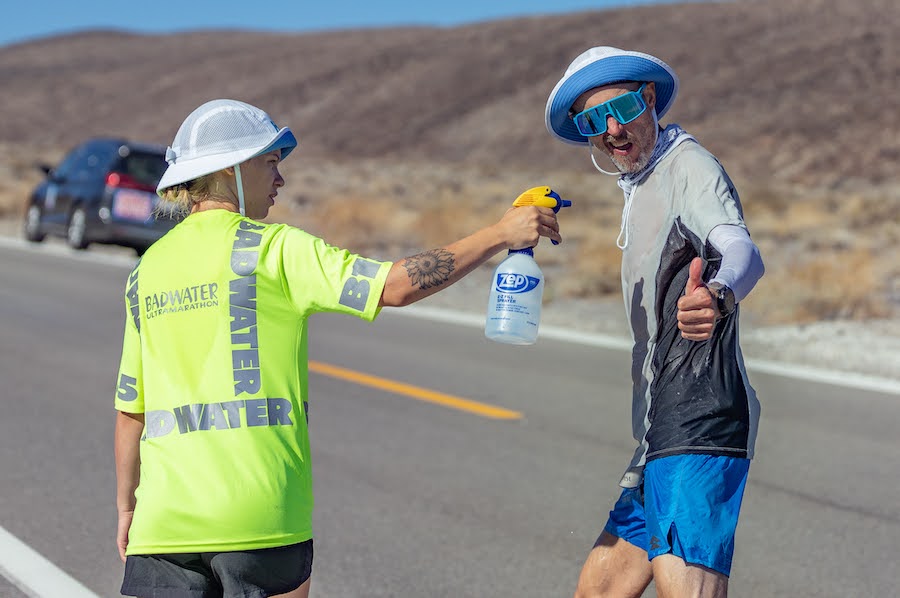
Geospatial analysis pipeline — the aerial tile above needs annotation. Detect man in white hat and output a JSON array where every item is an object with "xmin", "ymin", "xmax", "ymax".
[
  {"xmin": 546, "ymin": 47, "xmax": 766, "ymax": 597},
  {"xmin": 114, "ymin": 99, "xmax": 562, "ymax": 598}
]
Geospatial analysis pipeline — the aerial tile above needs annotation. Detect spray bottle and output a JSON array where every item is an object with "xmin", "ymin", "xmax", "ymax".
[{"xmin": 485, "ymin": 186, "xmax": 571, "ymax": 345}]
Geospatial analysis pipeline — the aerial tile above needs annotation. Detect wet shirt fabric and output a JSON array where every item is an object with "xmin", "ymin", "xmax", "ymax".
[
  {"xmin": 617, "ymin": 135, "xmax": 760, "ymax": 487},
  {"xmin": 114, "ymin": 210, "xmax": 392, "ymax": 554}
]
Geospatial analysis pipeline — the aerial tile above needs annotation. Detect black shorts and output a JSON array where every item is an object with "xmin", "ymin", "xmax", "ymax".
[{"xmin": 121, "ymin": 540, "xmax": 313, "ymax": 598}]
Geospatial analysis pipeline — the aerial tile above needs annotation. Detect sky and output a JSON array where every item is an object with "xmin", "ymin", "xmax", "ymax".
[{"xmin": 0, "ymin": 0, "xmax": 680, "ymax": 47}]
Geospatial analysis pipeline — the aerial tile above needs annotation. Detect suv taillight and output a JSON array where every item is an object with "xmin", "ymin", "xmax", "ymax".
[{"xmin": 106, "ymin": 172, "xmax": 155, "ymax": 192}]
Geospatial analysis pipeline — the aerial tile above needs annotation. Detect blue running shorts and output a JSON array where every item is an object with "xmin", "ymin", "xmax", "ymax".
[{"xmin": 603, "ymin": 454, "xmax": 750, "ymax": 576}]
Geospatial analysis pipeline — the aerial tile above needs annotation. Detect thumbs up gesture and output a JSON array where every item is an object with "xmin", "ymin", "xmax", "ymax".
[{"xmin": 676, "ymin": 257, "xmax": 720, "ymax": 341}]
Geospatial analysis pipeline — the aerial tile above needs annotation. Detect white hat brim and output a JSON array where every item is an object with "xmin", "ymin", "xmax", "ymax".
[
  {"xmin": 157, "ymin": 127, "xmax": 297, "ymax": 194},
  {"xmin": 545, "ymin": 49, "xmax": 679, "ymax": 146}
]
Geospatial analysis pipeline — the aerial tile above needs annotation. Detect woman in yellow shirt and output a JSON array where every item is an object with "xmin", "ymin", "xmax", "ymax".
[{"xmin": 114, "ymin": 99, "xmax": 561, "ymax": 598}]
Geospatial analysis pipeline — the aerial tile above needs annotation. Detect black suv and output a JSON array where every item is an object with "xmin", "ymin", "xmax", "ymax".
[{"xmin": 24, "ymin": 138, "xmax": 176, "ymax": 255}]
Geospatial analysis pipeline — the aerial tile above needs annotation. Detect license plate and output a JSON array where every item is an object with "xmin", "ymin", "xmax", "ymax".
[{"xmin": 112, "ymin": 189, "xmax": 154, "ymax": 222}]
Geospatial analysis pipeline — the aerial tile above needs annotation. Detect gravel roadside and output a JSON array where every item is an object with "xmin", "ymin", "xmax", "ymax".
[{"xmin": 411, "ymin": 273, "xmax": 900, "ymax": 387}]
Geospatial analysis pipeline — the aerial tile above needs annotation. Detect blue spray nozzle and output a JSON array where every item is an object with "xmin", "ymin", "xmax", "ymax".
[{"xmin": 545, "ymin": 190, "xmax": 572, "ymax": 213}]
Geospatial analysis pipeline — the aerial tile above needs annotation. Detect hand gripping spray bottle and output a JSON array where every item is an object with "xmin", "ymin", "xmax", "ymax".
[{"xmin": 485, "ymin": 186, "xmax": 571, "ymax": 345}]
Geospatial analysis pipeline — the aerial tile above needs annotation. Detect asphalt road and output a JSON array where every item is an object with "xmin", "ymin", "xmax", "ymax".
[{"xmin": 1, "ymin": 239, "xmax": 898, "ymax": 597}]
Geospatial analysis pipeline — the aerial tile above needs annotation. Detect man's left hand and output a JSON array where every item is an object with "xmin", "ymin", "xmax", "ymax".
[{"xmin": 677, "ymin": 257, "xmax": 721, "ymax": 341}]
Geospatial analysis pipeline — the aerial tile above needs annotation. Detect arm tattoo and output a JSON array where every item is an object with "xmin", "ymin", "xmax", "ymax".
[{"xmin": 402, "ymin": 249, "xmax": 456, "ymax": 290}]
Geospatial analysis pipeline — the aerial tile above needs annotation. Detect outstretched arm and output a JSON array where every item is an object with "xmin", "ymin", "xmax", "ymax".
[{"xmin": 380, "ymin": 206, "xmax": 561, "ymax": 307}]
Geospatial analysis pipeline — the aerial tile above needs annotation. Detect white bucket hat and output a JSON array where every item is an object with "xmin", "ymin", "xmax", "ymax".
[
  {"xmin": 545, "ymin": 46, "xmax": 679, "ymax": 146},
  {"xmin": 157, "ymin": 99, "xmax": 297, "ymax": 195}
]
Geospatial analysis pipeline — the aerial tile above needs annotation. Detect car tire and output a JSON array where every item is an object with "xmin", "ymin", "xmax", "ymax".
[
  {"xmin": 66, "ymin": 207, "xmax": 89, "ymax": 250},
  {"xmin": 23, "ymin": 205, "xmax": 46, "ymax": 243}
]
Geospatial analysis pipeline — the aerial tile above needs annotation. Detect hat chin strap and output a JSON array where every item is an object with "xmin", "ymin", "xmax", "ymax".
[
  {"xmin": 590, "ymin": 146, "xmax": 622, "ymax": 176},
  {"xmin": 234, "ymin": 163, "xmax": 246, "ymax": 216}
]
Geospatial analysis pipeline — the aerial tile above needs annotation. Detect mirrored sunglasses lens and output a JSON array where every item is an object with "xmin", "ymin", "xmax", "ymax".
[
  {"xmin": 610, "ymin": 93, "xmax": 646, "ymax": 124},
  {"xmin": 575, "ymin": 110, "xmax": 606, "ymax": 137}
]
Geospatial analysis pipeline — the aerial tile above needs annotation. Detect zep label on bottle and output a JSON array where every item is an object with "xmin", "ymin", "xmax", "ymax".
[
  {"xmin": 491, "ymin": 273, "xmax": 542, "ymax": 318},
  {"xmin": 485, "ymin": 251, "xmax": 544, "ymax": 345},
  {"xmin": 495, "ymin": 273, "xmax": 540, "ymax": 293}
]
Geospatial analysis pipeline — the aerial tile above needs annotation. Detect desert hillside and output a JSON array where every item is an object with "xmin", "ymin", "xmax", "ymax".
[
  {"xmin": 1, "ymin": 0, "xmax": 897, "ymax": 187},
  {"xmin": 0, "ymin": 0, "xmax": 897, "ymax": 325}
]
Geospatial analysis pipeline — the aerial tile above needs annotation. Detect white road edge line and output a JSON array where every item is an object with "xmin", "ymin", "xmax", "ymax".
[
  {"xmin": 0, "ymin": 525, "xmax": 101, "ymax": 598},
  {"xmin": 4, "ymin": 235, "xmax": 899, "ymax": 396},
  {"xmin": 0, "ymin": 235, "xmax": 137, "ymax": 268},
  {"xmin": 396, "ymin": 305, "xmax": 900, "ymax": 396}
]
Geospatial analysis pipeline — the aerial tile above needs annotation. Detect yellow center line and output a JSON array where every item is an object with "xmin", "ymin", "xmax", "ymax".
[{"xmin": 308, "ymin": 360, "xmax": 523, "ymax": 420}]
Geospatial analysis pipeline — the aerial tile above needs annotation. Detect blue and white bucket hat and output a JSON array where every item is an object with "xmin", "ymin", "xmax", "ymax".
[
  {"xmin": 157, "ymin": 99, "xmax": 297, "ymax": 195},
  {"xmin": 545, "ymin": 46, "xmax": 679, "ymax": 146}
]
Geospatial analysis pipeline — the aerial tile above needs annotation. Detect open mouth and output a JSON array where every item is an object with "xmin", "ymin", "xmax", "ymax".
[{"xmin": 607, "ymin": 140, "xmax": 633, "ymax": 155}]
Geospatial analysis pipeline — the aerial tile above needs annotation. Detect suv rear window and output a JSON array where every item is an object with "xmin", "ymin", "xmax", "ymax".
[{"xmin": 119, "ymin": 152, "xmax": 168, "ymax": 187}]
